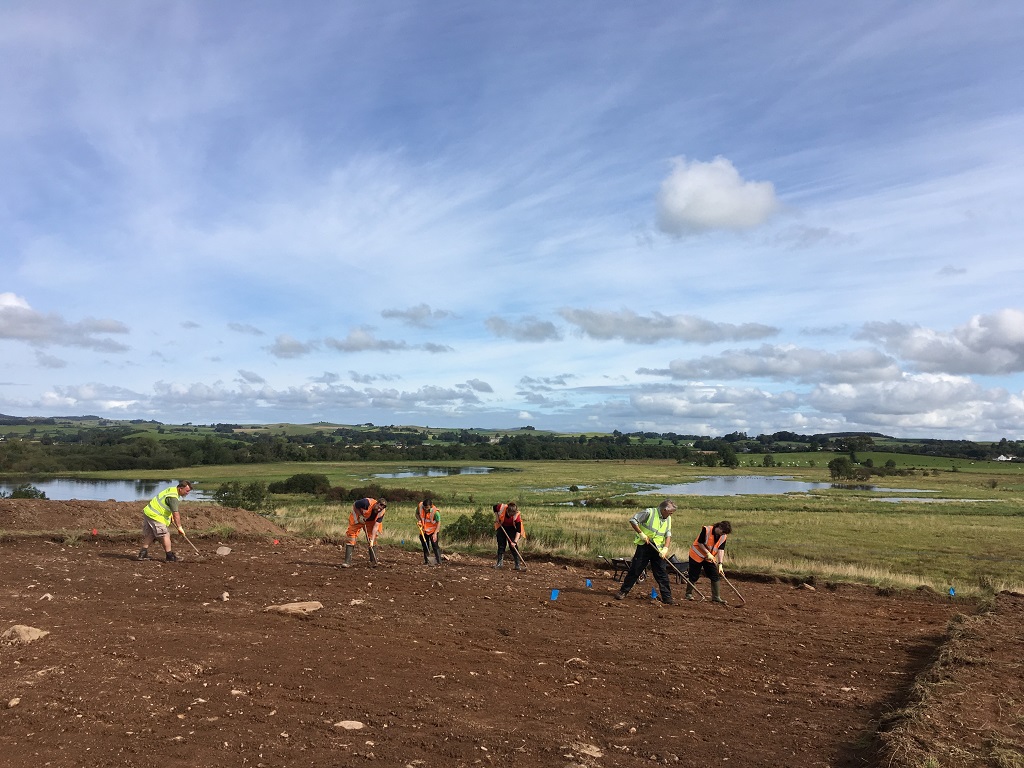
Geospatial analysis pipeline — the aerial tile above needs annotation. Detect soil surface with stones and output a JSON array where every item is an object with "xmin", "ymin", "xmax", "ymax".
[{"xmin": 1, "ymin": 499, "xmax": 1019, "ymax": 768}]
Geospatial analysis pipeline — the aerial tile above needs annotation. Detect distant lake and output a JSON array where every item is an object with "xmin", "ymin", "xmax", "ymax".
[
  {"xmin": 371, "ymin": 467, "xmax": 495, "ymax": 479},
  {"xmin": 0, "ymin": 478, "xmax": 214, "ymax": 502},
  {"xmin": 635, "ymin": 475, "xmax": 939, "ymax": 497}
]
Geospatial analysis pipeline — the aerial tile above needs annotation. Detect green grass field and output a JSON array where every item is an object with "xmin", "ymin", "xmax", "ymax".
[{"xmin": 33, "ymin": 458, "xmax": 1024, "ymax": 597}]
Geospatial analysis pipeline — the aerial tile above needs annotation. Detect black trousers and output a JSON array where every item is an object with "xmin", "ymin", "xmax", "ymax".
[
  {"xmin": 620, "ymin": 542, "xmax": 672, "ymax": 603},
  {"xmin": 419, "ymin": 532, "xmax": 441, "ymax": 560},
  {"xmin": 496, "ymin": 530, "xmax": 522, "ymax": 565},
  {"xmin": 687, "ymin": 557, "xmax": 721, "ymax": 585}
]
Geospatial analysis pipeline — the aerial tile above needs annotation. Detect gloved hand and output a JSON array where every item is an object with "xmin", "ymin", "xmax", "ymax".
[
  {"xmin": 718, "ymin": 562, "xmax": 725, "ymax": 575},
  {"xmin": 641, "ymin": 534, "xmax": 650, "ymax": 545},
  {"xmin": 659, "ymin": 546, "xmax": 668, "ymax": 558}
]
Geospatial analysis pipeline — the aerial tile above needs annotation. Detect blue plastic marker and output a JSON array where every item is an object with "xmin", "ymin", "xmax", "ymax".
[
  {"xmin": 650, "ymin": 588, "xmax": 658, "ymax": 599},
  {"xmin": 585, "ymin": 579, "xmax": 592, "ymax": 588},
  {"xmin": 550, "ymin": 589, "xmax": 560, "ymax": 601},
  {"xmin": 949, "ymin": 586, "xmax": 956, "ymax": 597}
]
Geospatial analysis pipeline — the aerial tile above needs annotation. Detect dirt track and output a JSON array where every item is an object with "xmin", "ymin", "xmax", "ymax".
[{"xmin": 1, "ymin": 500, "xmax": 1020, "ymax": 768}]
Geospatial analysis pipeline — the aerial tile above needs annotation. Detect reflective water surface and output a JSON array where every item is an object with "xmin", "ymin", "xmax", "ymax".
[
  {"xmin": 371, "ymin": 467, "xmax": 494, "ymax": 478},
  {"xmin": 635, "ymin": 475, "xmax": 939, "ymax": 497},
  {"xmin": 0, "ymin": 478, "xmax": 214, "ymax": 502}
]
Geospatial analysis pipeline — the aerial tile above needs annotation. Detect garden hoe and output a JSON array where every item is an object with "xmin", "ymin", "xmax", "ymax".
[
  {"xmin": 177, "ymin": 528, "xmax": 205, "ymax": 560},
  {"xmin": 661, "ymin": 552, "xmax": 707, "ymax": 600},
  {"xmin": 500, "ymin": 527, "xmax": 527, "ymax": 570},
  {"xmin": 720, "ymin": 569, "xmax": 746, "ymax": 606},
  {"xmin": 363, "ymin": 524, "xmax": 378, "ymax": 566}
]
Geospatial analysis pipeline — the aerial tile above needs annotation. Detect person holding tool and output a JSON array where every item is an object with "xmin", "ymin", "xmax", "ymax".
[
  {"xmin": 614, "ymin": 499, "xmax": 676, "ymax": 604},
  {"xmin": 685, "ymin": 520, "xmax": 732, "ymax": 604},
  {"xmin": 343, "ymin": 497, "xmax": 387, "ymax": 567},
  {"xmin": 492, "ymin": 502, "xmax": 525, "ymax": 570},
  {"xmin": 416, "ymin": 497, "xmax": 442, "ymax": 566},
  {"xmin": 137, "ymin": 480, "xmax": 192, "ymax": 562}
]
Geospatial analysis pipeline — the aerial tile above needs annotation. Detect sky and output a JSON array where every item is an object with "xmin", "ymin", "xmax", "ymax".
[{"xmin": 2, "ymin": 2, "xmax": 1023, "ymax": 440}]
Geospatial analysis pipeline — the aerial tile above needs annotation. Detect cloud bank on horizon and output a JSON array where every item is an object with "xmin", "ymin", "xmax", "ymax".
[{"xmin": 1, "ymin": 2, "xmax": 1023, "ymax": 440}]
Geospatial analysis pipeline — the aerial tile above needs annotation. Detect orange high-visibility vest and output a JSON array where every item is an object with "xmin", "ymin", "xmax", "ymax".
[
  {"xmin": 354, "ymin": 498, "xmax": 381, "ymax": 521},
  {"xmin": 416, "ymin": 503, "xmax": 440, "ymax": 535},
  {"xmin": 495, "ymin": 507, "xmax": 525, "ymax": 538},
  {"xmin": 689, "ymin": 525, "xmax": 727, "ymax": 562}
]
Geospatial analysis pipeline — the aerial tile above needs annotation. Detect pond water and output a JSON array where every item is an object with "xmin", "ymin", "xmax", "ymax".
[
  {"xmin": 371, "ymin": 467, "xmax": 494, "ymax": 479},
  {"xmin": 0, "ymin": 478, "xmax": 214, "ymax": 502},
  {"xmin": 634, "ymin": 475, "xmax": 939, "ymax": 497}
]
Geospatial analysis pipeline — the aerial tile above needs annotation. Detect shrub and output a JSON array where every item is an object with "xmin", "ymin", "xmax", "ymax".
[
  {"xmin": 213, "ymin": 481, "xmax": 268, "ymax": 511},
  {"xmin": 1, "ymin": 483, "xmax": 48, "ymax": 499},
  {"xmin": 267, "ymin": 473, "xmax": 331, "ymax": 495},
  {"xmin": 445, "ymin": 509, "xmax": 495, "ymax": 543}
]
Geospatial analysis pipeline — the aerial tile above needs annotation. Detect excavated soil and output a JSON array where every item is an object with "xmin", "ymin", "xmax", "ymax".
[{"xmin": 1, "ymin": 500, "xmax": 1020, "ymax": 768}]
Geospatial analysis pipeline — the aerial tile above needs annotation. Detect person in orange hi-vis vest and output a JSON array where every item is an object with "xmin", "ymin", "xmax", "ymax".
[
  {"xmin": 492, "ymin": 502, "xmax": 525, "ymax": 570},
  {"xmin": 342, "ymin": 497, "xmax": 387, "ymax": 567},
  {"xmin": 685, "ymin": 520, "xmax": 732, "ymax": 604},
  {"xmin": 416, "ymin": 497, "xmax": 442, "ymax": 566}
]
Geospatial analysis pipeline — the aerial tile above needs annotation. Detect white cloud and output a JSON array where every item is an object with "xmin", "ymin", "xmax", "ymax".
[
  {"xmin": 560, "ymin": 308, "xmax": 778, "ymax": 344},
  {"xmin": 656, "ymin": 156, "xmax": 781, "ymax": 236},
  {"xmin": 649, "ymin": 344, "xmax": 901, "ymax": 384},
  {"xmin": 485, "ymin": 317, "xmax": 562, "ymax": 342},
  {"xmin": 381, "ymin": 303, "xmax": 454, "ymax": 328},
  {"xmin": 858, "ymin": 309, "xmax": 1024, "ymax": 374},
  {"xmin": 268, "ymin": 335, "xmax": 316, "ymax": 359},
  {"xmin": 0, "ymin": 293, "xmax": 129, "ymax": 352}
]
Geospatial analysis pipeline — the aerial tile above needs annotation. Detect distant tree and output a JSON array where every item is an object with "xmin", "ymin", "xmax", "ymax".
[{"xmin": 828, "ymin": 457, "xmax": 854, "ymax": 480}]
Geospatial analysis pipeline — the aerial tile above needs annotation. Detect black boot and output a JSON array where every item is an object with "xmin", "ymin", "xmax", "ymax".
[
  {"xmin": 165, "ymin": 551, "xmax": 178, "ymax": 562},
  {"xmin": 711, "ymin": 580, "xmax": 727, "ymax": 604},
  {"xmin": 494, "ymin": 554, "xmax": 504, "ymax": 569},
  {"xmin": 342, "ymin": 544, "xmax": 354, "ymax": 568},
  {"xmin": 137, "ymin": 548, "xmax": 149, "ymax": 561}
]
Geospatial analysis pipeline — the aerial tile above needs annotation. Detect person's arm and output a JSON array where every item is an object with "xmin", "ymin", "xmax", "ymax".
[
  {"xmin": 167, "ymin": 496, "xmax": 183, "ymax": 532},
  {"xmin": 629, "ymin": 510, "xmax": 651, "ymax": 541}
]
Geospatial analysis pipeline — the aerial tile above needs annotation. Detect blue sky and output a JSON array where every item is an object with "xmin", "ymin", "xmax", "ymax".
[{"xmin": 2, "ymin": 2, "xmax": 1023, "ymax": 439}]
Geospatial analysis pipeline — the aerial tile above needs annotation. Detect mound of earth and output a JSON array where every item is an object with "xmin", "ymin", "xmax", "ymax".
[
  {"xmin": 0, "ymin": 500, "xmax": 1019, "ymax": 767},
  {"xmin": 0, "ymin": 498, "xmax": 285, "ymax": 537}
]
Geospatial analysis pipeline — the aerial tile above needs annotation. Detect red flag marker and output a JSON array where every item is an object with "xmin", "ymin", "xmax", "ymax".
[
  {"xmin": 92, "ymin": 528, "xmax": 98, "ymax": 536},
  {"xmin": 273, "ymin": 539, "xmax": 280, "ymax": 545}
]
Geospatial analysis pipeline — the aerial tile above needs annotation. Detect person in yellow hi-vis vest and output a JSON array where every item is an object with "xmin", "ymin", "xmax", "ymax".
[
  {"xmin": 137, "ymin": 481, "xmax": 192, "ymax": 562},
  {"xmin": 614, "ymin": 499, "xmax": 676, "ymax": 604}
]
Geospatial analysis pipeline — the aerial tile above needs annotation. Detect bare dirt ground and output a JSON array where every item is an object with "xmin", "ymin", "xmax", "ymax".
[{"xmin": 1, "ymin": 500, "xmax": 1021, "ymax": 768}]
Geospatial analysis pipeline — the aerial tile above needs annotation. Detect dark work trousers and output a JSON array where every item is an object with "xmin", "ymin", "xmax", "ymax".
[
  {"xmin": 620, "ymin": 542, "xmax": 672, "ymax": 603},
  {"xmin": 687, "ymin": 557, "xmax": 721, "ymax": 585},
  {"xmin": 496, "ymin": 528, "xmax": 523, "ymax": 566},
  {"xmin": 419, "ymin": 532, "xmax": 441, "ymax": 562}
]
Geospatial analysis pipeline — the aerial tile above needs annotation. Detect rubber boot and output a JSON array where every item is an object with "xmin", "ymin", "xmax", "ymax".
[
  {"xmin": 342, "ymin": 544, "xmax": 354, "ymax": 568},
  {"xmin": 711, "ymin": 580, "xmax": 727, "ymax": 605},
  {"xmin": 494, "ymin": 554, "xmax": 504, "ymax": 569},
  {"xmin": 137, "ymin": 548, "xmax": 149, "ymax": 561},
  {"xmin": 423, "ymin": 551, "xmax": 431, "ymax": 565},
  {"xmin": 165, "ymin": 551, "xmax": 178, "ymax": 562},
  {"xmin": 685, "ymin": 585, "xmax": 694, "ymax": 601}
]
